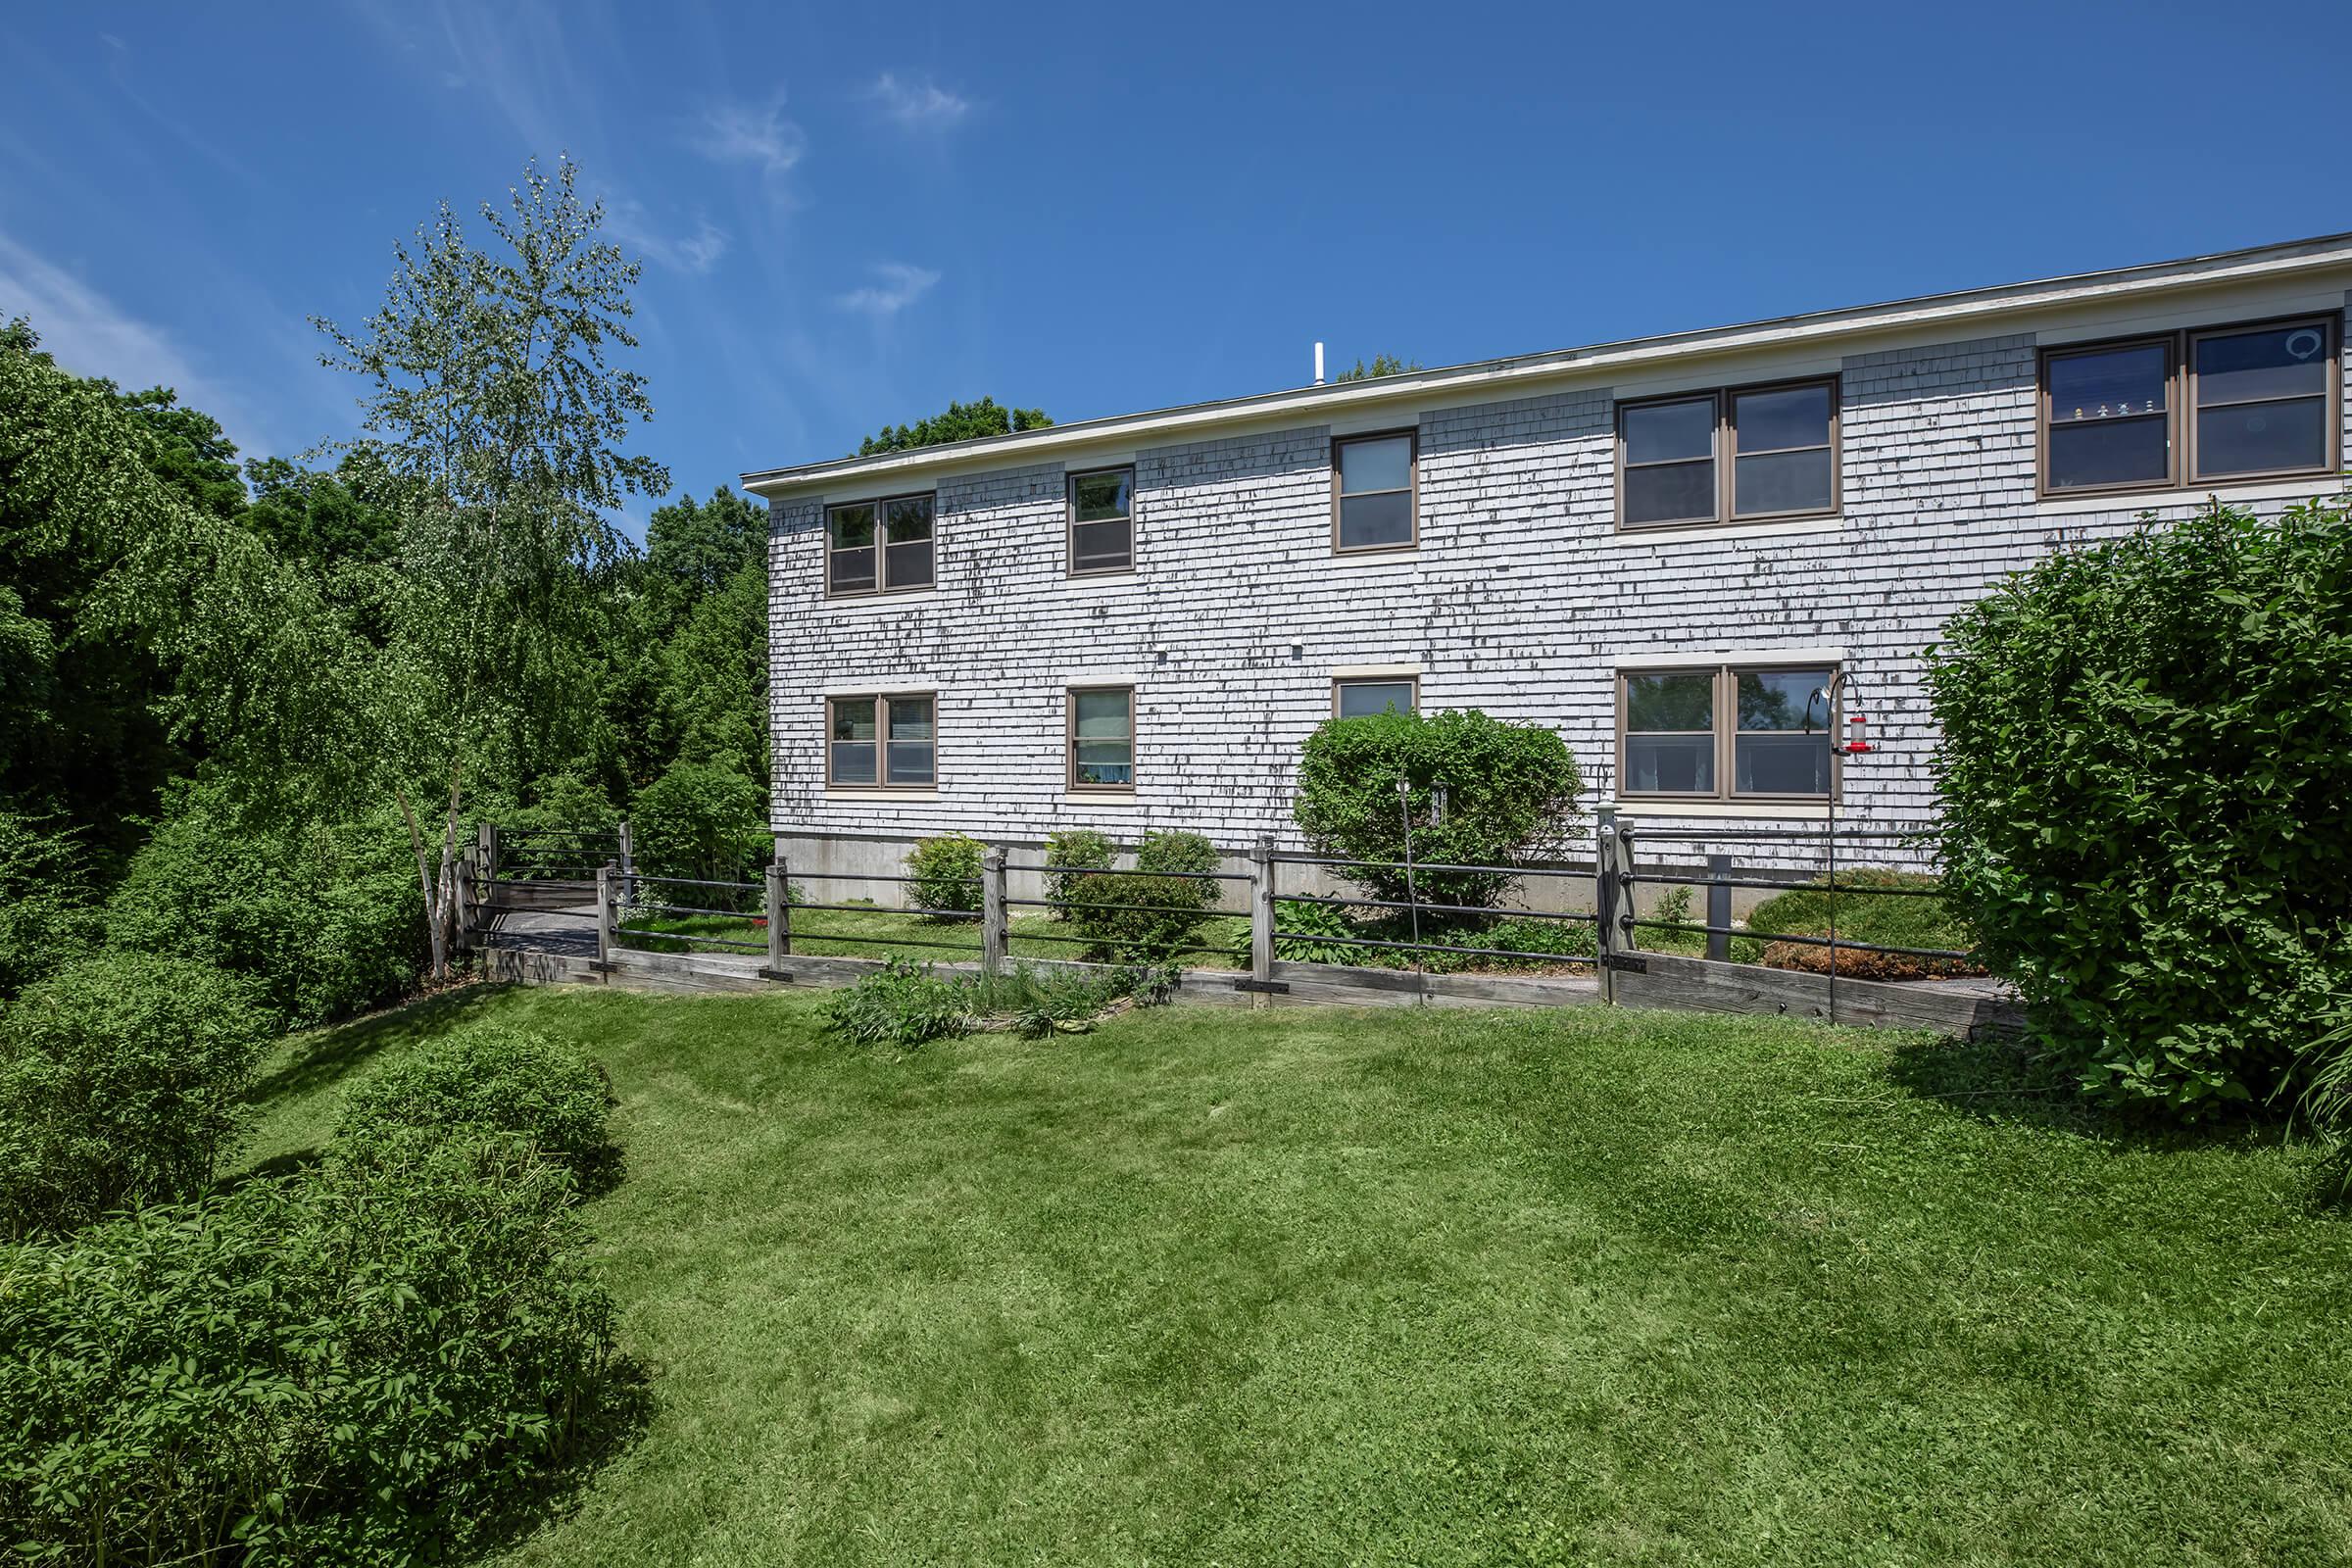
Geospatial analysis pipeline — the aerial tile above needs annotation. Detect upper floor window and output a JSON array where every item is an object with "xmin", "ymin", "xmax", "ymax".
[
  {"xmin": 1619, "ymin": 663, "xmax": 1836, "ymax": 802},
  {"xmin": 1617, "ymin": 377, "xmax": 1838, "ymax": 530},
  {"xmin": 1067, "ymin": 686, "xmax": 1136, "ymax": 791},
  {"xmin": 828, "ymin": 693, "xmax": 935, "ymax": 788},
  {"xmin": 1068, "ymin": 466, "xmax": 1135, "ymax": 575},
  {"xmin": 1333, "ymin": 676, "xmax": 1418, "ymax": 718},
  {"xmin": 2040, "ymin": 316, "xmax": 2338, "ymax": 496},
  {"xmin": 1332, "ymin": 431, "xmax": 1416, "ymax": 553},
  {"xmin": 826, "ymin": 493, "xmax": 934, "ymax": 596}
]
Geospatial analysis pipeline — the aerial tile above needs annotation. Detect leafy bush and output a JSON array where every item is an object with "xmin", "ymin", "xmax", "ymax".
[
  {"xmin": 1043, "ymin": 828, "xmax": 1115, "ymax": 918},
  {"xmin": 105, "ymin": 781, "xmax": 426, "ymax": 1029},
  {"xmin": 0, "ymin": 954, "xmax": 270, "ymax": 1237},
  {"xmin": 1260, "ymin": 897, "xmax": 1387, "ymax": 964},
  {"xmin": 1432, "ymin": 914, "xmax": 1598, "ymax": 972},
  {"xmin": 0, "ymin": 1131, "xmax": 630, "ymax": 1566},
  {"xmin": 1928, "ymin": 499, "xmax": 2352, "ymax": 1114},
  {"xmin": 1294, "ymin": 708, "xmax": 1583, "ymax": 907},
  {"xmin": 630, "ymin": 757, "xmax": 765, "ymax": 884},
  {"xmin": 1742, "ymin": 868, "xmax": 1984, "ymax": 980},
  {"xmin": 906, "ymin": 832, "xmax": 985, "ymax": 921},
  {"xmin": 340, "ymin": 1022, "xmax": 617, "ymax": 1191},
  {"xmin": 0, "ymin": 811, "xmax": 102, "ymax": 998},
  {"xmin": 971, "ymin": 961, "xmax": 1179, "ymax": 1039},
  {"xmin": 822, "ymin": 956, "xmax": 977, "ymax": 1048},
  {"xmin": 1067, "ymin": 830, "xmax": 1223, "ymax": 962}
]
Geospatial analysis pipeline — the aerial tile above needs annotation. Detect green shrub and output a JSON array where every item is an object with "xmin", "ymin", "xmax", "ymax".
[
  {"xmin": 0, "ymin": 811, "xmax": 102, "ymax": 998},
  {"xmin": 1928, "ymin": 498, "xmax": 2352, "ymax": 1114},
  {"xmin": 906, "ymin": 833, "xmax": 985, "ymax": 921},
  {"xmin": 1436, "ymin": 914, "xmax": 1598, "ymax": 971},
  {"xmin": 1067, "ymin": 830, "xmax": 1222, "ymax": 962},
  {"xmin": 1043, "ymin": 828, "xmax": 1115, "ymax": 917},
  {"xmin": 822, "ymin": 956, "xmax": 976, "ymax": 1048},
  {"xmin": 339, "ymin": 1022, "xmax": 617, "ymax": 1191},
  {"xmin": 1294, "ymin": 708, "xmax": 1583, "ymax": 907},
  {"xmin": 0, "ymin": 954, "xmax": 270, "ymax": 1237},
  {"xmin": 0, "ymin": 1131, "xmax": 630, "ymax": 1566},
  {"xmin": 630, "ymin": 757, "xmax": 766, "ymax": 884},
  {"xmin": 105, "ymin": 781, "xmax": 426, "ymax": 1028},
  {"xmin": 1255, "ymin": 898, "xmax": 1386, "ymax": 965}
]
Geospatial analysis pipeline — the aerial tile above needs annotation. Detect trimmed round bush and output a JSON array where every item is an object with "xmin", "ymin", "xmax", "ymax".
[
  {"xmin": 1042, "ymin": 828, "xmax": 1114, "ymax": 918},
  {"xmin": 339, "ymin": 1022, "xmax": 616, "ymax": 1190},
  {"xmin": 1294, "ymin": 708, "xmax": 1583, "ymax": 907},
  {"xmin": 1927, "ymin": 498, "xmax": 2352, "ymax": 1114},
  {"xmin": 630, "ymin": 757, "xmax": 766, "ymax": 884},
  {"xmin": 1068, "ymin": 830, "xmax": 1222, "ymax": 962},
  {"xmin": 906, "ymin": 832, "xmax": 985, "ymax": 921},
  {"xmin": 0, "ymin": 1130, "xmax": 629, "ymax": 1566},
  {"xmin": 0, "ymin": 953, "xmax": 270, "ymax": 1236}
]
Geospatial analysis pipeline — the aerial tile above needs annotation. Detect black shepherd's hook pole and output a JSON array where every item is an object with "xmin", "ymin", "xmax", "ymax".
[
  {"xmin": 1397, "ymin": 775, "xmax": 1427, "ymax": 1004},
  {"xmin": 1818, "ymin": 669, "xmax": 1873, "ymax": 1027}
]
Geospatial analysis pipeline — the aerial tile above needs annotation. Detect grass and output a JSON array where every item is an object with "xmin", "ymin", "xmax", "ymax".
[{"xmin": 246, "ymin": 989, "xmax": 2352, "ymax": 1567}]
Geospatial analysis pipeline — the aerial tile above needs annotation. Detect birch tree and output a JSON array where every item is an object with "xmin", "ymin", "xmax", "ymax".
[{"xmin": 314, "ymin": 157, "xmax": 668, "ymax": 978}]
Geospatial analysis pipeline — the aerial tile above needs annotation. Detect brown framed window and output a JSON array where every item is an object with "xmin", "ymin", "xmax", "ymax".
[
  {"xmin": 1068, "ymin": 466, "xmax": 1135, "ymax": 575},
  {"xmin": 1617, "ymin": 377, "xmax": 1838, "ymax": 530},
  {"xmin": 1332, "ymin": 676, "xmax": 1418, "ymax": 718},
  {"xmin": 1332, "ymin": 430, "xmax": 1416, "ymax": 552},
  {"xmin": 2038, "ymin": 315, "xmax": 2340, "ymax": 497},
  {"xmin": 1618, "ymin": 663, "xmax": 1837, "ymax": 803},
  {"xmin": 1067, "ymin": 686, "xmax": 1135, "ymax": 791},
  {"xmin": 827, "ymin": 694, "xmax": 935, "ymax": 788},
  {"xmin": 826, "ymin": 493, "xmax": 935, "ymax": 596}
]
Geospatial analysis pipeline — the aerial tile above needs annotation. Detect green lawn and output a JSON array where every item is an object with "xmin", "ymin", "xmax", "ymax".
[{"xmin": 247, "ymin": 989, "xmax": 2352, "ymax": 1566}]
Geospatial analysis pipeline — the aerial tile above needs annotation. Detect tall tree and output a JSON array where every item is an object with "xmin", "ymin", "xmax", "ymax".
[
  {"xmin": 1333, "ymin": 354, "xmax": 1424, "ymax": 381},
  {"xmin": 858, "ymin": 396, "xmax": 1051, "ymax": 456},
  {"xmin": 312, "ymin": 156, "xmax": 669, "ymax": 978}
]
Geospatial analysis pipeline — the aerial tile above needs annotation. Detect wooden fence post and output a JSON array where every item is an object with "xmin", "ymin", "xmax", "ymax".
[
  {"xmin": 594, "ymin": 863, "xmax": 613, "ymax": 979},
  {"xmin": 763, "ymin": 860, "xmax": 790, "ymax": 977},
  {"xmin": 1248, "ymin": 837, "xmax": 1275, "ymax": 1008},
  {"xmin": 1706, "ymin": 853, "xmax": 1732, "ymax": 963},
  {"xmin": 981, "ymin": 847, "xmax": 1008, "ymax": 976},
  {"xmin": 616, "ymin": 819, "xmax": 636, "ymax": 907}
]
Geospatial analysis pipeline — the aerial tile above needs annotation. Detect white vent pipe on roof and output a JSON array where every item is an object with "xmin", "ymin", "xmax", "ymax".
[{"xmin": 1313, "ymin": 341, "xmax": 1325, "ymax": 386}]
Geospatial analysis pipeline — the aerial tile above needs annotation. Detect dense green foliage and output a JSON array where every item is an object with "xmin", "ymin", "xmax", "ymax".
[
  {"xmin": 857, "ymin": 396, "xmax": 1051, "ymax": 456},
  {"xmin": 0, "ymin": 1132, "xmax": 625, "ymax": 1565},
  {"xmin": 339, "ymin": 1023, "xmax": 616, "ymax": 1190},
  {"xmin": 820, "ymin": 956, "xmax": 1174, "ymax": 1048},
  {"xmin": 630, "ymin": 757, "xmax": 766, "ymax": 885},
  {"xmin": 0, "ymin": 813, "xmax": 102, "ymax": 996},
  {"xmin": 0, "ymin": 954, "xmax": 270, "ymax": 1236},
  {"xmin": 1294, "ymin": 708, "xmax": 1584, "ymax": 906},
  {"xmin": 1331, "ymin": 353, "xmax": 1425, "ymax": 381},
  {"xmin": 906, "ymin": 832, "xmax": 985, "ymax": 919},
  {"xmin": 1928, "ymin": 499, "xmax": 2352, "ymax": 1114},
  {"xmin": 1042, "ymin": 828, "xmax": 1115, "ymax": 917},
  {"xmin": 231, "ymin": 987, "xmax": 2352, "ymax": 1564},
  {"xmin": 105, "ymin": 780, "xmax": 426, "ymax": 1027},
  {"xmin": 1066, "ymin": 829, "xmax": 1223, "ymax": 961}
]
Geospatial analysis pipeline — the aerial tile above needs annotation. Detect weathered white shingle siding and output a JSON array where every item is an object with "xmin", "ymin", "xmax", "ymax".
[{"xmin": 767, "ymin": 297, "xmax": 2352, "ymax": 878}]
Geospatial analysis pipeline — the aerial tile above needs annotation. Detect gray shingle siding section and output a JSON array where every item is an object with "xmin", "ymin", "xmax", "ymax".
[{"xmin": 768, "ymin": 306, "xmax": 2352, "ymax": 866}]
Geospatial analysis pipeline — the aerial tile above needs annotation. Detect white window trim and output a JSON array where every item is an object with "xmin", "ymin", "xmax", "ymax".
[
  {"xmin": 1614, "ymin": 647, "xmax": 1847, "ymax": 670},
  {"xmin": 819, "ymin": 679, "xmax": 940, "ymax": 697},
  {"xmin": 1332, "ymin": 662, "xmax": 1424, "ymax": 679}
]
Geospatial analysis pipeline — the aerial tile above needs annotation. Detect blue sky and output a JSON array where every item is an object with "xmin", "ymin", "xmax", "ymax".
[{"xmin": 4, "ymin": 0, "xmax": 2344, "ymax": 536}]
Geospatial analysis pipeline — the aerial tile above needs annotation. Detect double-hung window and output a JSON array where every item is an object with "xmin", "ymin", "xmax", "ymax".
[
  {"xmin": 827, "ymin": 694, "xmax": 935, "ymax": 788},
  {"xmin": 1068, "ymin": 466, "xmax": 1135, "ymax": 575},
  {"xmin": 1332, "ymin": 431, "xmax": 1416, "ymax": 552},
  {"xmin": 1617, "ymin": 377, "xmax": 1839, "ymax": 530},
  {"xmin": 2039, "ymin": 316, "xmax": 2339, "ymax": 495},
  {"xmin": 1620, "ymin": 664, "xmax": 1837, "ymax": 803},
  {"xmin": 826, "ymin": 493, "xmax": 935, "ymax": 596},
  {"xmin": 1067, "ymin": 686, "xmax": 1135, "ymax": 791}
]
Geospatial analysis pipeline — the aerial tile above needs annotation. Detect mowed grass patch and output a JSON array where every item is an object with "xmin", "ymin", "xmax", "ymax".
[{"xmin": 246, "ymin": 989, "xmax": 2352, "ymax": 1567}]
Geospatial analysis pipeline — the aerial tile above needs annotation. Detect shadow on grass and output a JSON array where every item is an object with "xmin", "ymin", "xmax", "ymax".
[
  {"xmin": 1886, "ymin": 1033, "xmax": 2284, "ymax": 1153},
  {"xmin": 248, "ymin": 982, "xmax": 520, "ymax": 1111},
  {"xmin": 463, "ymin": 1351, "xmax": 659, "ymax": 1564}
]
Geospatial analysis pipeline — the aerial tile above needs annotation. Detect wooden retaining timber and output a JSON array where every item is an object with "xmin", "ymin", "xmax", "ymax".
[{"xmin": 1610, "ymin": 950, "xmax": 2025, "ymax": 1041}]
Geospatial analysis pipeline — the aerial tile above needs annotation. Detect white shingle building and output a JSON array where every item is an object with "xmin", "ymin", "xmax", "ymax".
[{"xmin": 745, "ymin": 235, "xmax": 2352, "ymax": 884}]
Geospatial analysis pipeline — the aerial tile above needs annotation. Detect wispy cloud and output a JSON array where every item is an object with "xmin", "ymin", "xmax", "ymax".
[
  {"xmin": 693, "ymin": 98, "xmax": 806, "ymax": 176},
  {"xmin": 865, "ymin": 72, "xmax": 970, "ymax": 132},
  {"xmin": 604, "ymin": 200, "xmax": 729, "ymax": 274},
  {"xmin": 0, "ymin": 229, "xmax": 275, "ymax": 455},
  {"xmin": 835, "ymin": 262, "xmax": 941, "ymax": 318}
]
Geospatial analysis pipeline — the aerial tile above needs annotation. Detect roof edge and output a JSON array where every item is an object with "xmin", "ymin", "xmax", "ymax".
[{"xmin": 742, "ymin": 230, "xmax": 2352, "ymax": 497}]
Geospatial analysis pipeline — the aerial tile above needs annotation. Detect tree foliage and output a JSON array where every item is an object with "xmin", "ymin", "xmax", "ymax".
[
  {"xmin": 1293, "ymin": 709, "xmax": 1584, "ymax": 906},
  {"xmin": 1927, "ymin": 498, "xmax": 2352, "ymax": 1114},
  {"xmin": 1333, "ymin": 354, "xmax": 1424, "ymax": 381},
  {"xmin": 857, "ymin": 395, "xmax": 1051, "ymax": 456}
]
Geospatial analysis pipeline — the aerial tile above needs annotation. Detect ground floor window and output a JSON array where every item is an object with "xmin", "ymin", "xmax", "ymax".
[
  {"xmin": 1333, "ymin": 676, "xmax": 1418, "ymax": 718},
  {"xmin": 1619, "ymin": 663, "xmax": 1836, "ymax": 801},
  {"xmin": 1068, "ymin": 686, "xmax": 1135, "ymax": 791},
  {"xmin": 828, "ymin": 694, "xmax": 935, "ymax": 787}
]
